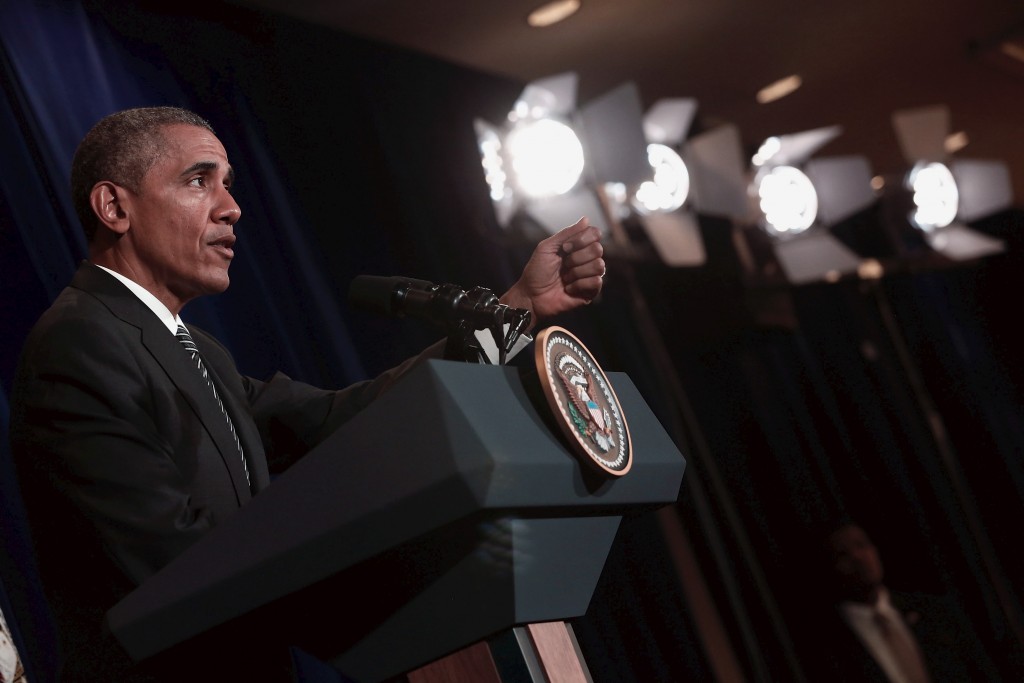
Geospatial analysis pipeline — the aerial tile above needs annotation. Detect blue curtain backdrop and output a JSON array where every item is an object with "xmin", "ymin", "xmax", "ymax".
[{"xmin": 3, "ymin": 1, "xmax": 1024, "ymax": 682}]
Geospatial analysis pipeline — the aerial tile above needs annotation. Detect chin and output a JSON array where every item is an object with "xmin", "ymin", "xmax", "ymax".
[{"xmin": 198, "ymin": 274, "xmax": 231, "ymax": 295}]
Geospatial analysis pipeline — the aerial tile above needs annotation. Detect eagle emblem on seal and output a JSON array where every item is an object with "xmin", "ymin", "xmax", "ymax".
[
  {"xmin": 534, "ymin": 326, "xmax": 631, "ymax": 477},
  {"xmin": 556, "ymin": 353, "xmax": 617, "ymax": 454}
]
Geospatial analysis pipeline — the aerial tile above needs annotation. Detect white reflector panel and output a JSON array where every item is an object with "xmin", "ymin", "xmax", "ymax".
[
  {"xmin": 892, "ymin": 105, "xmax": 950, "ymax": 164},
  {"xmin": 804, "ymin": 155, "xmax": 877, "ymax": 226},
  {"xmin": 643, "ymin": 98, "xmax": 698, "ymax": 146},
  {"xmin": 926, "ymin": 223, "xmax": 1005, "ymax": 261},
  {"xmin": 773, "ymin": 232, "xmax": 862, "ymax": 284},
  {"xmin": 686, "ymin": 124, "xmax": 751, "ymax": 220},
  {"xmin": 951, "ymin": 158, "xmax": 1014, "ymax": 223},
  {"xmin": 640, "ymin": 210, "xmax": 706, "ymax": 267}
]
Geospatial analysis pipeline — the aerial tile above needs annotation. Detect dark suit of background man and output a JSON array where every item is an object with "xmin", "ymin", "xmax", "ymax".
[
  {"xmin": 809, "ymin": 520, "xmax": 1003, "ymax": 682},
  {"xmin": 7, "ymin": 106, "xmax": 606, "ymax": 682}
]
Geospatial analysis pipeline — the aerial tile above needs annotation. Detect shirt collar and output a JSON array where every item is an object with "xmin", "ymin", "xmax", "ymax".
[
  {"xmin": 840, "ymin": 586, "xmax": 896, "ymax": 620},
  {"xmin": 94, "ymin": 264, "xmax": 184, "ymax": 334}
]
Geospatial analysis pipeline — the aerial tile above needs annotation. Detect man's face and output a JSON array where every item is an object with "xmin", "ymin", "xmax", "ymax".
[
  {"xmin": 119, "ymin": 123, "xmax": 241, "ymax": 312},
  {"xmin": 828, "ymin": 524, "xmax": 885, "ymax": 594}
]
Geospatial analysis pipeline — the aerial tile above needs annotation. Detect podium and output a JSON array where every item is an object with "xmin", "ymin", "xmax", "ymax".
[{"xmin": 106, "ymin": 359, "xmax": 686, "ymax": 682}]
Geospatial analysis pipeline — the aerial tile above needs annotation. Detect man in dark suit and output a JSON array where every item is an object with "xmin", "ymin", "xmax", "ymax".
[
  {"xmin": 7, "ymin": 106, "xmax": 606, "ymax": 681},
  {"xmin": 808, "ymin": 520, "xmax": 1003, "ymax": 682}
]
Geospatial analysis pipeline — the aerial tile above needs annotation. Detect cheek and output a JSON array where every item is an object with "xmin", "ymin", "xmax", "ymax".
[{"xmin": 165, "ymin": 198, "xmax": 206, "ymax": 241}]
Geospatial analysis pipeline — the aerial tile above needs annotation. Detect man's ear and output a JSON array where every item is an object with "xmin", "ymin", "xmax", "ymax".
[{"xmin": 89, "ymin": 181, "xmax": 131, "ymax": 236}]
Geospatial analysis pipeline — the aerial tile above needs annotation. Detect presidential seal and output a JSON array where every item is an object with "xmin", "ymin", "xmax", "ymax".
[{"xmin": 534, "ymin": 326, "xmax": 631, "ymax": 477}]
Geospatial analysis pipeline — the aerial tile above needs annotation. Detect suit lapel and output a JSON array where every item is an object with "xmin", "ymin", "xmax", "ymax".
[{"xmin": 71, "ymin": 263, "xmax": 254, "ymax": 504}]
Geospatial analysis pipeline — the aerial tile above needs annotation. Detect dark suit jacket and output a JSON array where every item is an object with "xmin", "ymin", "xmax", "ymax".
[
  {"xmin": 8, "ymin": 263, "xmax": 432, "ymax": 681},
  {"xmin": 805, "ymin": 589, "xmax": 1004, "ymax": 682}
]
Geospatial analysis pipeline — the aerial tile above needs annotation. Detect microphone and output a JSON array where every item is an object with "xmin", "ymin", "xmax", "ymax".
[{"xmin": 348, "ymin": 274, "xmax": 531, "ymax": 331}]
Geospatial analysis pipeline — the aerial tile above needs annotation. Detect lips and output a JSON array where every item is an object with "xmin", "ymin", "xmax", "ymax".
[{"xmin": 208, "ymin": 234, "xmax": 236, "ymax": 258}]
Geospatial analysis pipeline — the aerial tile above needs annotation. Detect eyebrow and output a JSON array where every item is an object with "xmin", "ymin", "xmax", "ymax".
[{"xmin": 181, "ymin": 161, "xmax": 235, "ymax": 184}]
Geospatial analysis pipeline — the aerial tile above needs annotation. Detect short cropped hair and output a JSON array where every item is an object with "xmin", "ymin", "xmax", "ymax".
[{"xmin": 70, "ymin": 106, "xmax": 214, "ymax": 241}]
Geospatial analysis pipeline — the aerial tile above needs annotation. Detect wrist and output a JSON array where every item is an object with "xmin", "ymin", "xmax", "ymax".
[
  {"xmin": 499, "ymin": 282, "xmax": 536, "ymax": 330},
  {"xmin": 499, "ymin": 281, "xmax": 528, "ymax": 310}
]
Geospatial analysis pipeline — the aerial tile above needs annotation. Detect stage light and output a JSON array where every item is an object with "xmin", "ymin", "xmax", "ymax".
[
  {"xmin": 474, "ymin": 72, "xmax": 649, "ymax": 238},
  {"xmin": 633, "ymin": 143, "xmax": 689, "ymax": 215},
  {"xmin": 747, "ymin": 126, "xmax": 879, "ymax": 284},
  {"xmin": 591, "ymin": 96, "xmax": 748, "ymax": 266},
  {"xmin": 891, "ymin": 104, "xmax": 1010, "ymax": 260},
  {"xmin": 477, "ymin": 127, "xmax": 508, "ymax": 201},
  {"xmin": 907, "ymin": 161, "xmax": 958, "ymax": 231},
  {"xmin": 751, "ymin": 137, "xmax": 781, "ymax": 167},
  {"xmin": 755, "ymin": 165, "xmax": 818, "ymax": 236},
  {"xmin": 475, "ymin": 79, "xmax": 753, "ymax": 266},
  {"xmin": 475, "ymin": 121, "xmax": 517, "ymax": 227},
  {"xmin": 620, "ymin": 97, "xmax": 705, "ymax": 265},
  {"xmin": 505, "ymin": 118, "xmax": 585, "ymax": 198}
]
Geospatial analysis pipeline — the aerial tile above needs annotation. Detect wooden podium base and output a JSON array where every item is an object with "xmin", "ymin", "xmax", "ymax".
[{"xmin": 405, "ymin": 621, "xmax": 592, "ymax": 683}]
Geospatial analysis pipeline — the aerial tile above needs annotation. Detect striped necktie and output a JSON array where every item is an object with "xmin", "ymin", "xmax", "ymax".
[{"xmin": 175, "ymin": 324, "xmax": 250, "ymax": 487}]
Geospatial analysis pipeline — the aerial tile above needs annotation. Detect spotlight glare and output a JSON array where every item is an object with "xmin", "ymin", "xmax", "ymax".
[
  {"xmin": 756, "ymin": 165, "xmax": 818, "ymax": 236},
  {"xmin": 858, "ymin": 259, "xmax": 885, "ymax": 280},
  {"xmin": 756, "ymin": 75, "xmax": 802, "ymax": 104},
  {"xmin": 753, "ymin": 136, "xmax": 782, "ymax": 167},
  {"xmin": 944, "ymin": 130, "xmax": 969, "ymax": 154},
  {"xmin": 528, "ymin": 0, "xmax": 581, "ymax": 27},
  {"xmin": 477, "ymin": 127, "xmax": 509, "ymax": 201},
  {"xmin": 632, "ymin": 143, "xmax": 690, "ymax": 214},
  {"xmin": 907, "ymin": 161, "xmax": 958, "ymax": 231},
  {"xmin": 509, "ymin": 100, "xmax": 532, "ymax": 123},
  {"xmin": 1000, "ymin": 40, "xmax": 1024, "ymax": 63},
  {"xmin": 506, "ymin": 118, "xmax": 585, "ymax": 198}
]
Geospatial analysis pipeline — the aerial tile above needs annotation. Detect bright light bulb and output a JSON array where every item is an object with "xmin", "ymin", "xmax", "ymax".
[
  {"xmin": 633, "ymin": 143, "xmax": 689, "ymax": 214},
  {"xmin": 477, "ymin": 128, "xmax": 508, "ymax": 201},
  {"xmin": 757, "ymin": 165, "xmax": 818, "ymax": 236},
  {"xmin": 907, "ymin": 162, "xmax": 958, "ymax": 231},
  {"xmin": 753, "ymin": 136, "xmax": 782, "ymax": 167},
  {"xmin": 505, "ymin": 118, "xmax": 585, "ymax": 198}
]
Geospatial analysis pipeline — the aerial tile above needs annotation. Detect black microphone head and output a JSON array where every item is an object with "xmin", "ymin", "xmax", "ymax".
[{"xmin": 348, "ymin": 275, "xmax": 435, "ymax": 315}]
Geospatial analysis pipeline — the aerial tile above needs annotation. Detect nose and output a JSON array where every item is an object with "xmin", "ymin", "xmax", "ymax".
[{"xmin": 215, "ymin": 189, "xmax": 242, "ymax": 225}]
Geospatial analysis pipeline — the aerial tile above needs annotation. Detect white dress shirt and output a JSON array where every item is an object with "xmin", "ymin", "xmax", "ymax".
[{"xmin": 839, "ymin": 587, "xmax": 927, "ymax": 683}]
